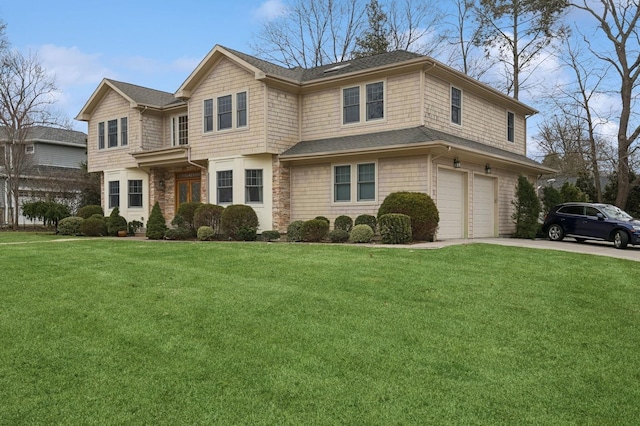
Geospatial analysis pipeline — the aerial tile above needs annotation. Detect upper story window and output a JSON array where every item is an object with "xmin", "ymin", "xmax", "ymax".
[
  {"xmin": 343, "ymin": 81, "xmax": 385, "ymax": 125},
  {"xmin": 205, "ymin": 90, "xmax": 248, "ymax": 133},
  {"xmin": 217, "ymin": 170, "xmax": 233, "ymax": 204},
  {"xmin": 97, "ymin": 117, "xmax": 127, "ymax": 150},
  {"xmin": 333, "ymin": 162, "xmax": 376, "ymax": 203},
  {"xmin": 451, "ymin": 86, "xmax": 462, "ymax": 125},
  {"xmin": 171, "ymin": 115, "xmax": 188, "ymax": 145},
  {"xmin": 507, "ymin": 111, "xmax": 515, "ymax": 142},
  {"xmin": 24, "ymin": 144, "xmax": 35, "ymax": 154}
]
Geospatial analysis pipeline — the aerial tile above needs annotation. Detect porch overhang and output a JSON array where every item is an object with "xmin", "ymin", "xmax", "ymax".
[{"xmin": 131, "ymin": 146, "xmax": 191, "ymax": 168}]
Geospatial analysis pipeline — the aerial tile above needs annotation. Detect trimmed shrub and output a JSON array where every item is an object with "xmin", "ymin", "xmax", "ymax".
[
  {"xmin": 512, "ymin": 175, "xmax": 541, "ymax": 239},
  {"xmin": 165, "ymin": 227, "xmax": 193, "ymax": 240},
  {"xmin": 261, "ymin": 230, "xmax": 281, "ymax": 242},
  {"xmin": 349, "ymin": 224, "xmax": 374, "ymax": 243},
  {"xmin": 107, "ymin": 207, "xmax": 128, "ymax": 236},
  {"xmin": 197, "ymin": 226, "xmax": 215, "ymax": 241},
  {"xmin": 80, "ymin": 216, "xmax": 106, "ymax": 236},
  {"xmin": 58, "ymin": 216, "xmax": 84, "ymax": 236},
  {"xmin": 334, "ymin": 215, "xmax": 353, "ymax": 232},
  {"xmin": 379, "ymin": 213, "xmax": 412, "ymax": 244},
  {"xmin": 128, "ymin": 220, "xmax": 144, "ymax": 235},
  {"xmin": 354, "ymin": 214, "xmax": 377, "ymax": 232},
  {"xmin": 237, "ymin": 227, "xmax": 258, "ymax": 241},
  {"xmin": 314, "ymin": 216, "xmax": 330, "ymax": 225},
  {"xmin": 194, "ymin": 204, "xmax": 224, "ymax": 235},
  {"xmin": 377, "ymin": 192, "xmax": 439, "ymax": 241},
  {"xmin": 328, "ymin": 229, "xmax": 350, "ymax": 243},
  {"xmin": 77, "ymin": 205, "xmax": 103, "ymax": 219},
  {"xmin": 177, "ymin": 202, "xmax": 202, "ymax": 233},
  {"xmin": 221, "ymin": 204, "xmax": 259, "ymax": 240},
  {"xmin": 287, "ymin": 220, "xmax": 305, "ymax": 242},
  {"xmin": 146, "ymin": 202, "xmax": 167, "ymax": 240},
  {"xmin": 301, "ymin": 219, "xmax": 329, "ymax": 242}
]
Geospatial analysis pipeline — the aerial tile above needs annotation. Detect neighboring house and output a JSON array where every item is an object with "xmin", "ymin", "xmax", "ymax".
[
  {"xmin": 76, "ymin": 45, "xmax": 553, "ymax": 239},
  {"xmin": 0, "ymin": 126, "xmax": 87, "ymax": 226}
]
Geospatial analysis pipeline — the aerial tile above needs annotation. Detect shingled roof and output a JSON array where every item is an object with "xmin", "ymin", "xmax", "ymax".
[
  {"xmin": 281, "ymin": 126, "xmax": 549, "ymax": 170},
  {"xmin": 106, "ymin": 79, "xmax": 184, "ymax": 108},
  {"xmin": 0, "ymin": 126, "xmax": 86, "ymax": 146}
]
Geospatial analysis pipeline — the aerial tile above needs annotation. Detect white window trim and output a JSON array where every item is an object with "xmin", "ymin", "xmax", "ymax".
[
  {"xmin": 450, "ymin": 85, "xmax": 463, "ymax": 127},
  {"xmin": 97, "ymin": 117, "xmax": 129, "ymax": 150},
  {"xmin": 506, "ymin": 110, "xmax": 515, "ymax": 143},
  {"xmin": 203, "ymin": 99, "xmax": 214, "ymax": 133},
  {"xmin": 341, "ymin": 80, "xmax": 386, "ymax": 127},
  {"xmin": 207, "ymin": 88, "xmax": 249, "ymax": 134},
  {"xmin": 331, "ymin": 161, "xmax": 378, "ymax": 205},
  {"xmin": 171, "ymin": 114, "xmax": 189, "ymax": 146},
  {"xmin": 25, "ymin": 144, "xmax": 35, "ymax": 154}
]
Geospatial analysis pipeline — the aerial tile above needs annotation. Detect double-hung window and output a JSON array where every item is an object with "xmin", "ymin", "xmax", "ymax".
[
  {"xmin": 507, "ymin": 111, "xmax": 515, "ymax": 142},
  {"xmin": 451, "ymin": 87, "xmax": 462, "ymax": 125},
  {"xmin": 334, "ymin": 165, "xmax": 351, "ymax": 202},
  {"xmin": 172, "ymin": 115, "xmax": 188, "ymax": 145},
  {"xmin": 237, "ymin": 92, "xmax": 247, "ymax": 128},
  {"xmin": 334, "ymin": 163, "xmax": 376, "ymax": 202},
  {"xmin": 366, "ymin": 82, "xmax": 384, "ymax": 120},
  {"xmin": 245, "ymin": 169, "xmax": 263, "ymax": 203},
  {"xmin": 128, "ymin": 180, "xmax": 142, "ymax": 208},
  {"xmin": 108, "ymin": 119, "xmax": 118, "ymax": 148},
  {"xmin": 217, "ymin": 95, "xmax": 232, "ymax": 130},
  {"xmin": 204, "ymin": 99, "xmax": 214, "ymax": 132},
  {"xmin": 120, "ymin": 118, "xmax": 128, "ymax": 146},
  {"xmin": 98, "ymin": 122, "xmax": 105, "ymax": 149},
  {"xmin": 357, "ymin": 163, "xmax": 376, "ymax": 201},
  {"xmin": 343, "ymin": 87, "xmax": 360, "ymax": 124},
  {"xmin": 217, "ymin": 170, "xmax": 233, "ymax": 204},
  {"xmin": 343, "ymin": 82, "xmax": 384, "ymax": 125},
  {"xmin": 108, "ymin": 181, "xmax": 120, "ymax": 208}
]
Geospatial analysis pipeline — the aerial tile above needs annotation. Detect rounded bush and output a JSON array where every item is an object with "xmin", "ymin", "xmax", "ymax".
[
  {"xmin": 350, "ymin": 224, "xmax": 374, "ymax": 243},
  {"xmin": 379, "ymin": 213, "xmax": 412, "ymax": 244},
  {"xmin": 107, "ymin": 207, "xmax": 128, "ymax": 236},
  {"xmin": 194, "ymin": 204, "xmax": 224, "ymax": 235},
  {"xmin": 328, "ymin": 228, "xmax": 350, "ymax": 243},
  {"xmin": 146, "ymin": 202, "xmax": 167, "ymax": 240},
  {"xmin": 221, "ymin": 204, "xmax": 259, "ymax": 240},
  {"xmin": 197, "ymin": 226, "xmax": 215, "ymax": 241},
  {"xmin": 80, "ymin": 216, "xmax": 106, "ymax": 236},
  {"xmin": 334, "ymin": 215, "xmax": 353, "ymax": 232},
  {"xmin": 177, "ymin": 202, "xmax": 203, "ymax": 231},
  {"xmin": 377, "ymin": 192, "xmax": 439, "ymax": 241},
  {"xmin": 165, "ymin": 227, "xmax": 193, "ymax": 240},
  {"xmin": 77, "ymin": 205, "xmax": 104, "ymax": 219},
  {"xmin": 301, "ymin": 219, "xmax": 329, "ymax": 242},
  {"xmin": 287, "ymin": 220, "xmax": 305, "ymax": 242},
  {"xmin": 58, "ymin": 216, "xmax": 84, "ymax": 236},
  {"xmin": 261, "ymin": 230, "xmax": 281, "ymax": 242},
  {"xmin": 237, "ymin": 227, "xmax": 258, "ymax": 241},
  {"xmin": 314, "ymin": 216, "xmax": 330, "ymax": 225},
  {"xmin": 355, "ymin": 214, "xmax": 377, "ymax": 232}
]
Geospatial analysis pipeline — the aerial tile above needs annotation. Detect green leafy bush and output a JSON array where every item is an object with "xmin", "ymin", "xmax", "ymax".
[
  {"xmin": 237, "ymin": 227, "xmax": 258, "ymax": 241},
  {"xmin": 355, "ymin": 214, "xmax": 377, "ymax": 232},
  {"xmin": 194, "ymin": 204, "xmax": 224, "ymax": 236},
  {"xmin": 165, "ymin": 227, "xmax": 193, "ymax": 240},
  {"xmin": 107, "ymin": 207, "xmax": 128, "ymax": 236},
  {"xmin": 512, "ymin": 175, "xmax": 541, "ymax": 239},
  {"xmin": 379, "ymin": 213, "xmax": 412, "ymax": 244},
  {"xmin": 287, "ymin": 220, "xmax": 305, "ymax": 242},
  {"xmin": 77, "ymin": 205, "xmax": 104, "ymax": 219},
  {"xmin": 57, "ymin": 216, "xmax": 84, "ymax": 236},
  {"xmin": 80, "ymin": 216, "xmax": 106, "ymax": 236},
  {"xmin": 197, "ymin": 226, "xmax": 215, "ymax": 241},
  {"xmin": 328, "ymin": 229, "xmax": 350, "ymax": 243},
  {"xmin": 349, "ymin": 224, "xmax": 374, "ymax": 243},
  {"xmin": 314, "ymin": 216, "xmax": 330, "ymax": 225},
  {"xmin": 301, "ymin": 219, "xmax": 329, "ymax": 242},
  {"xmin": 377, "ymin": 192, "xmax": 439, "ymax": 241},
  {"xmin": 542, "ymin": 186, "xmax": 562, "ymax": 214},
  {"xmin": 22, "ymin": 200, "xmax": 70, "ymax": 228},
  {"xmin": 221, "ymin": 205, "xmax": 259, "ymax": 240},
  {"xmin": 177, "ymin": 202, "xmax": 202, "ymax": 233},
  {"xmin": 146, "ymin": 202, "xmax": 167, "ymax": 240},
  {"xmin": 261, "ymin": 230, "xmax": 281, "ymax": 242},
  {"xmin": 128, "ymin": 220, "xmax": 144, "ymax": 235},
  {"xmin": 334, "ymin": 215, "xmax": 353, "ymax": 232}
]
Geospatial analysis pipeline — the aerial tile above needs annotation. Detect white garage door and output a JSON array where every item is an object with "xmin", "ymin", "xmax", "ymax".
[
  {"xmin": 437, "ymin": 169, "xmax": 465, "ymax": 240},
  {"xmin": 473, "ymin": 175, "xmax": 495, "ymax": 238}
]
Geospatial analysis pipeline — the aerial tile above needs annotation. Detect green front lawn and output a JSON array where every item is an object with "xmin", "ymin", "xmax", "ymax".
[{"xmin": 1, "ymin": 238, "xmax": 638, "ymax": 424}]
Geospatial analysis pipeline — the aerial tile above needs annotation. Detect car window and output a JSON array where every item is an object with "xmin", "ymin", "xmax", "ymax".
[
  {"xmin": 585, "ymin": 206, "xmax": 600, "ymax": 217},
  {"xmin": 559, "ymin": 205, "xmax": 584, "ymax": 215},
  {"xmin": 601, "ymin": 205, "xmax": 633, "ymax": 220}
]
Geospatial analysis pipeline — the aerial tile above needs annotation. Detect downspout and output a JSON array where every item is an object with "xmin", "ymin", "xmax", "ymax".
[{"xmin": 187, "ymin": 146, "xmax": 210, "ymax": 204}]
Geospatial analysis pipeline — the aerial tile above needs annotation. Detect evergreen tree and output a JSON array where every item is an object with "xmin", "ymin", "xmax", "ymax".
[
  {"xmin": 512, "ymin": 175, "xmax": 541, "ymax": 239},
  {"xmin": 146, "ymin": 202, "xmax": 167, "ymax": 240},
  {"xmin": 352, "ymin": 0, "xmax": 390, "ymax": 58}
]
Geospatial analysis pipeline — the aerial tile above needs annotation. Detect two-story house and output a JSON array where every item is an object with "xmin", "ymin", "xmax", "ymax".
[
  {"xmin": 1, "ymin": 126, "xmax": 87, "ymax": 227},
  {"xmin": 76, "ymin": 45, "xmax": 552, "ymax": 239}
]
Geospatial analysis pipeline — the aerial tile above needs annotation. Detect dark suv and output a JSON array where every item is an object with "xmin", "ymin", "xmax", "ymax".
[{"xmin": 542, "ymin": 202, "xmax": 640, "ymax": 249}]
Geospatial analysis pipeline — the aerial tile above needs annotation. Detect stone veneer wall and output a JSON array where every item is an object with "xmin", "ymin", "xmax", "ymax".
[{"xmin": 272, "ymin": 156, "xmax": 291, "ymax": 232}]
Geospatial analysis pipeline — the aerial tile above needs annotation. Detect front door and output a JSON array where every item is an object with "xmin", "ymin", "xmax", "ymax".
[{"xmin": 175, "ymin": 172, "xmax": 201, "ymax": 211}]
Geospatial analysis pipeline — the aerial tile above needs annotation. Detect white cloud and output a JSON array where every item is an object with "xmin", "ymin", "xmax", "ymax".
[
  {"xmin": 37, "ymin": 44, "xmax": 115, "ymax": 87},
  {"xmin": 252, "ymin": 0, "xmax": 286, "ymax": 21}
]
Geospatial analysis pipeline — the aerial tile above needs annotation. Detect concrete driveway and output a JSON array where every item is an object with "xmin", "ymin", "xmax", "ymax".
[{"xmin": 415, "ymin": 237, "xmax": 640, "ymax": 262}]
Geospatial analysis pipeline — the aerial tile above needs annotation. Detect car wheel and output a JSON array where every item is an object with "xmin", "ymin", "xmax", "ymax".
[
  {"xmin": 548, "ymin": 224, "xmax": 564, "ymax": 241},
  {"xmin": 614, "ymin": 230, "xmax": 629, "ymax": 249}
]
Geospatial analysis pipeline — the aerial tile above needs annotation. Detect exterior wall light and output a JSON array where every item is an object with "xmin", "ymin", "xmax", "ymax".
[
  {"xmin": 485, "ymin": 164, "xmax": 491, "ymax": 174},
  {"xmin": 453, "ymin": 157, "xmax": 461, "ymax": 168}
]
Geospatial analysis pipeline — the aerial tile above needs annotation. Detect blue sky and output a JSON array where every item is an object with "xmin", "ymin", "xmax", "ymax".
[{"xmin": 1, "ymin": 0, "xmax": 285, "ymax": 130}]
